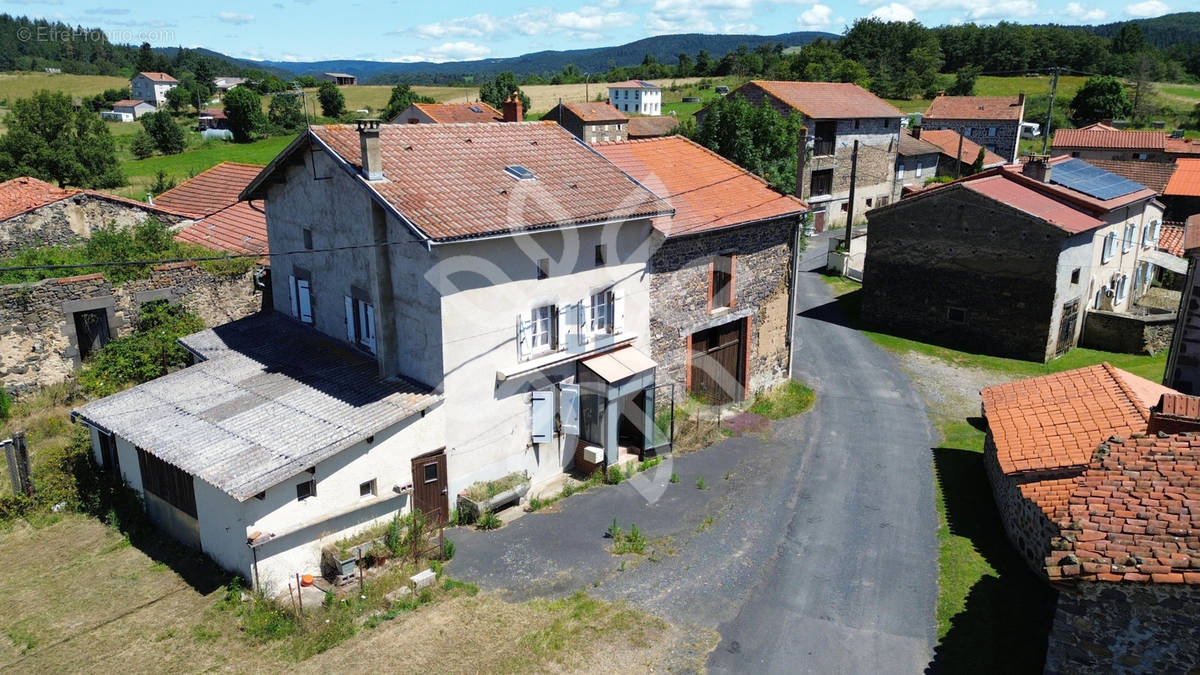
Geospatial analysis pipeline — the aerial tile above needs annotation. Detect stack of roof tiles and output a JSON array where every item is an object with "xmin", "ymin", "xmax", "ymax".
[{"xmin": 982, "ymin": 364, "xmax": 1200, "ymax": 585}]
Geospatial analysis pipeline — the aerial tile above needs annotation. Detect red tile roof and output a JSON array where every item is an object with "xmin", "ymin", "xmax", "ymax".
[
  {"xmin": 137, "ymin": 72, "xmax": 178, "ymax": 83},
  {"xmin": 152, "ymin": 162, "xmax": 265, "ymax": 218},
  {"xmin": 745, "ymin": 80, "xmax": 904, "ymax": 120},
  {"xmin": 202, "ymin": 108, "xmax": 227, "ymax": 119},
  {"xmin": 1166, "ymin": 137, "xmax": 1200, "ymax": 156},
  {"xmin": 1165, "ymin": 158, "xmax": 1200, "ymax": 198},
  {"xmin": 962, "ymin": 175, "xmax": 1103, "ymax": 233},
  {"xmin": 299, "ymin": 123, "xmax": 672, "ymax": 242},
  {"xmin": 607, "ymin": 80, "xmax": 661, "ymax": 89},
  {"xmin": 174, "ymin": 200, "xmax": 268, "ymax": 255},
  {"xmin": 0, "ymin": 176, "xmax": 78, "ymax": 221},
  {"xmin": 1080, "ymin": 158, "xmax": 1177, "ymax": 194},
  {"xmin": 594, "ymin": 136, "xmax": 807, "ymax": 237},
  {"xmin": 412, "ymin": 102, "xmax": 503, "ymax": 123},
  {"xmin": 111, "ymin": 99, "xmax": 151, "ymax": 108},
  {"xmin": 919, "ymin": 129, "xmax": 1007, "ymax": 168},
  {"xmin": 981, "ymin": 363, "xmax": 1163, "ymax": 475},
  {"xmin": 1160, "ymin": 223, "xmax": 1185, "ymax": 257},
  {"xmin": 1053, "ymin": 123, "xmax": 1166, "ymax": 151},
  {"xmin": 627, "ymin": 116, "xmax": 679, "ymax": 139},
  {"xmin": 562, "ymin": 101, "xmax": 627, "ymax": 123},
  {"xmin": 925, "ymin": 95, "xmax": 1024, "ymax": 121}
]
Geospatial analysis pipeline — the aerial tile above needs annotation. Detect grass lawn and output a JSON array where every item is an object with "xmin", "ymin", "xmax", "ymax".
[
  {"xmin": 109, "ymin": 134, "xmax": 296, "ymax": 199},
  {"xmin": 0, "ymin": 72, "xmax": 128, "ymax": 102},
  {"xmin": 819, "ymin": 274, "xmax": 1167, "ymax": 671},
  {"xmin": 1161, "ymin": 85, "xmax": 1200, "ymax": 100}
]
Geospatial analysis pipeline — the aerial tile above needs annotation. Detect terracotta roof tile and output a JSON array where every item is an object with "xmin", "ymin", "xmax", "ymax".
[
  {"xmin": 307, "ymin": 122, "xmax": 673, "ymax": 242},
  {"xmin": 1165, "ymin": 158, "xmax": 1200, "ymax": 198},
  {"xmin": 0, "ymin": 176, "xmax": 78, "ymax": 221},
  {"xmin": 918, "ymin": 129, "xmax": 1007, "ymax": 167},
  {"xmin": 1053, "ymin": 123, "xmax": 1166, "ymax": 151},
  {"xmin": 561, "ymin": 101, "xmax": 627, "ymax": 123},
  {"xmin": 745, "ymin": 80, "xmax": 904, "ymax": 120},
  {"xmin": 152, "ymin": 162, "xmax": 265, "ymax": 218},
  {"xmin": 627, "ymin": 116, "xmax": 679, "ymax": 138},
  {"xmin": 413, "ymin": 102, "xmax": 503, "ymax": 124},
  {"xmin": 607, "ymin": 80, "xmax": 661, "ymax": 89},
  {"xmin": 594, "ymin": 136, "xmax": 807, "ymax": 237},
  {"xmin": 925, "ymin": 95, "xmax": 1025, "ymax": 121},
  {"xmin": 137, "ymin": 72, "xmax": 177, "ymax": 83},
  {"xmin": 1159, "ymin": 223, "xmax": 1185, "ymax": 257},
  {"xmin": 111, "ymin": 99, "xmax": 151, "ymax": 108},
  {"xmin": 173, "ymin": 200, "xmax": 268, "ymax": 255},
  {"xmin": 1166, "ymin": 137, "xmax": 1200, "ymax": 156},
  {"xmin": 1080, "ymin": 158, "xmax": 1177, "ymax": 194}
]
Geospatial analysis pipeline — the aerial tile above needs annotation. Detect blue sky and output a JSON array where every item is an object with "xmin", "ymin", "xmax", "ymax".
[{"xmin": 12, "ymin": 0, "xmax": 1176, "ymax": 63}]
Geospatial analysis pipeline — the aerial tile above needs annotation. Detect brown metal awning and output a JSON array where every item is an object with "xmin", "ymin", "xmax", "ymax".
[{"xmin": 581, "ymin": 345, "xmax": 656, "ymax": 383}]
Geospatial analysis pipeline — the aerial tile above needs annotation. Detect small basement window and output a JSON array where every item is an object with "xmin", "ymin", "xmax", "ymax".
[
  {"xmin": 359, "ymin": 479, "xmax": 376, "ymax": 498},
  {"xmin": 1070, "ymin": 268, "xmax": 1081, "ymax": 284},
  {"xmin": 947, "ymin": 307, "xmax": 967, "ymax": 323},
  {"xmin": 505, "ymin": 165, "xmax": 537, "ymax": 181},
  {"xmin": 296, "ymin": 479, "xmax": 316, "ymax": 501},
  {"xmin": 303, "ymin": 228, "xmax": 313, "ymax": 250}
]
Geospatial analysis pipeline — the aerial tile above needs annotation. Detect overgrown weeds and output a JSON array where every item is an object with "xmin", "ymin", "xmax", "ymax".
[{"xmin": 606, "ymin": 518, "xmax": 648, "ymax": 555}]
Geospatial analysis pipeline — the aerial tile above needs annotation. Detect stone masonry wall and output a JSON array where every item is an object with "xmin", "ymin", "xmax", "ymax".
[
  {"xmin": 923, "ymin": 119, "xmax": 1021, "ymax": 164},
  {"xmin": 0, "ymin": 193, "xmax": 189, "ymax": 257},
  {"xmin": 0, "ymin": 262, "xmax": 261, "ymax": 395},
  {"xmin": 984, "ymin": 433, "xmax": 1071, "ymax": 577},
  {"xmin": 649, "ymin": 217, "xmax": 796, "ymax": 405},
  {"xmin": 1081, "ymin": 309, "xmax": 1176, "ymax": 355},
  {"xmin": 1046, "ymin": 583, "xmax": 1200, "ymax": 674}
]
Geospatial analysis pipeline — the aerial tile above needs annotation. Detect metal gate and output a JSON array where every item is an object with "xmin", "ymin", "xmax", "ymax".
[{"xmin": 690, "ymin": 319, "xmax": 746, "ymax": 405}]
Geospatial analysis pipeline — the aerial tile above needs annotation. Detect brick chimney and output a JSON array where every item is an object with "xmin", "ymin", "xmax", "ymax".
[
  {"xmin": 1147, "ymin": 394, "xmax": 1200, "ymax": 435},
  {"xmin": 503, "ymin": 93, "xmax": 523, "ymax": 122},
  {"xmin": 1023, "ymin": 154, "xmax": 1052, "ymax": 183},
  {"xmin": 911, "ymin": 125, "xmax": 921, "ymax": 140},
  {"xmin": 1016, "ymin": 92, "xmax": 1025, "ymax": 108},
  {"xmin": 356, "ymin": 119, "xmax": 383, "ymax": 181}
]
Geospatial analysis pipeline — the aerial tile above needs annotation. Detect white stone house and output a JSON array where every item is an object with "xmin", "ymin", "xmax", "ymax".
[
  {"xmin": 73, "ymin": 120, "xmax": 673, "ymax": 589},
  {"xmin": 608, "ymin": 80, "xmax": 662, "ymax": 116},
  {"xmin": 131, "ymin": 71, "xmax": 178, "ymax": 107}
]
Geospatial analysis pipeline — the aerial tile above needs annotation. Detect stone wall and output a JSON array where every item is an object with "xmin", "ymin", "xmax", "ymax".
[
  {"xmin": 862, "ymin": 186, "xmax": 1065, "ymax": 362},
  {"xmin": 923, "ymin": 118, "xmax": 1021, "ymax": 164},
  {"xmin": 648, "ymin": 218, "xmax": 796, "ymax": 405},
  {"xmin": 1, "ymin": 262, "xmax": 262, "ymax": 395},
  {"xmin": 1046, "ymin": 583, "xmax": 1200, "ymax": 674},
  {"xmin": 0, "ymin": 193, "xmax": 189, "ymax": 257},
  {"xmin": 1081, "ymin": 308, "xmax": 1176, "ymax": 355},
  {"xmin": 984, "ymin": 433, "xmax": 1075, "ymax": 576}
]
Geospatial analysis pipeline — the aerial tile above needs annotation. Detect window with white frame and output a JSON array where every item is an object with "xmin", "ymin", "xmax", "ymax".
[
  {"xmin": 898, "ymin": 163, "xmax": 905, "ymax": 180},
  {"xmin": 916, "ymin": 161, "xmax": 923, "ymax": 178},
  {"xmin": 1102, "ymin": 232, "xmax": 1117, "ymax": 262},
  {"xmin": 289, "ymin": 274, "xmax": 313, "ymax": 324},
  {"xmin": 1114, "ymin": 274, "xmax": 1129, "ymax": 305},
  {"xmin": 530, "ymin": 304, "xmax": 555, "ymax": 353},
  {"xmin": 359, "ymin": 479, "xmax": 376, "ymax": 499},
  {"xmin": 1142, "ymin": 219, "xmax": 1161, "ymax": 247},
  {"xmin": 589, "ymin": 289, "xmax": 612, "ymax": 335},
  {"xmin": 344, "ymin": 295, "xmax": 376, "ymax": 354},
  {"xmin": 1123, "ymin": 222, "xmax": 1136, "ymax": 252}
]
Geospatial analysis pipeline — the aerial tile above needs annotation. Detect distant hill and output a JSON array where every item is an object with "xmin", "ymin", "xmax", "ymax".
[
  {"xmin": 253, "ymin": 31, "xmax": 838, "ymax": 83},
  {"xmin": 1082, "ymin": 12, "xmax": 1200, "ymax": 50}
]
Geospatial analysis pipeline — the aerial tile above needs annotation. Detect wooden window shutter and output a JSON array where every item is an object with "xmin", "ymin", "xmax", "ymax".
[
  {"xmin": 345, "ymin": 296, "xmax": 356, "ymax": 343},
  {"xmin": 516, "ymin": 313, "xmax": 532, "ymax": 361},
  {"xmin": 611, "ymin": 288, "xmax": 625, "ymax": 334},
  {"xmin": 531, "ymin": 390, "xmax": 554, "ymax": 443},
  {"xmin": 553, "ymin": 304, "xmax": 564, "ymax": 351}
]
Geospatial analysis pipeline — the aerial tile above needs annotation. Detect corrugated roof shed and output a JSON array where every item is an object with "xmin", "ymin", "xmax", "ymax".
[{"xmin": 74, "ymin": 313, "xmax": 440, "ymax": 501}]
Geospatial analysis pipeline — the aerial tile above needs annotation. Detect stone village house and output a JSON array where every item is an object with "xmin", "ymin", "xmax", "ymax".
[
  {"xmin": 595, "ymin": 136, "xmax": 807, "ymax": 406},
  {"xmin": 922, "ymin": 93, "xmax": 1026, "ymax": 165},
  {"xmin": 545, "ymin": 101, "xmax": 629, "ymax": 145},
  {"xmin": 73, "ymin": 121, "xmax": 678, "ymax": 589},
  {"xmin": 981, "ymin": 364, "xmax": 1200, "ymax": 672},
  {"xmin": 699, "ymin": 81, "xmax": 903, "ymax": 232},
  {"xmin": 862, "ymin": 155, "xmax": 1165, "ymax": 362},
  {"xmin": 389, "ymin": 102, "xmax": 504, "ymax": 125}
]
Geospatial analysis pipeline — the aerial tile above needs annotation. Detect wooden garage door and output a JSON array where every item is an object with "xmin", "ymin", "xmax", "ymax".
[{"xmin": 690, "ymin": 320, "xmax": 746, "ymax": 405}]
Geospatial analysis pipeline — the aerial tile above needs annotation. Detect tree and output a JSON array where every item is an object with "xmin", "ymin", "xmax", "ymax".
[
  {"xmin": 970, "ymin": 147, "xmax": 986, "ymax": 175},
  {"xmin": 223, "ymin": 86, "xmax": 264, "ymax": 143},
  {"xmin": 948, "ymin": 64, "xmax": 981, "ymax": 96},
  {"xmin": 192, "ymin": 60, "xmax": 215, "ymax": 101},
  {"xmin": 140, "ymin": 110, "xmax": 185, "ymax": 154},
  {"xmin": 1111, "ymin": 23, "xmax": 1146, "ymax": 56},
  {"xmin": 381, "ymin": 83, "xmax": 434, "ymax": 122},
  {"xmin": 268, "ymin": 92, "xmax": 307, "ymax": 133},
  {"xmin": 130, "ymin": 129, "xmax": 156, "ymax": 159},
  {"xmin": 677, "ymin": 52, "xmax": 693, "ymax": 78},
  {"xmin": 1068, "ymin": 76, "xmax": 1133, "ymax": 126},
  {"xmin": 0, "ymin": 90, "xmax": 123, "ymax": 188},
  {"xmin": 134, "ymin": 42, "xmax": 154, "ymax": 73},
  {"xmin": 691, "ymin": 94, "xmax": 802, "ymax": 194},
  {"xmin": 317, "ymin": 81, "xmax": 345, "ymax": 118},
  {"xmin": 479, "ymin": 72, "xmax": 530, "ymax": 115},
  {"xmin": 164, "ymin": 84, "xmax": 190, "ymax": 113}
]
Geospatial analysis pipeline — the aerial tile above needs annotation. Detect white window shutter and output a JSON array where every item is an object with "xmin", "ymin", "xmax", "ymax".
[
  {"xmin": 297, "ymin": 279, "xmax": 313, "ymax": 323},
  {"xmin": 898, "ymin": 164, "xmax": 904, "ymax": 179},
  {"xmin": 345, "ymin": 296, "xmax": 356, "ymax": 343},
  {"xmin": 531, "ymin": 390, "xmax": 553, "ymax": 443},
  {"xmin": 363, "ymin": 303, "xmax": 376, "ymax": 353},
  {"xmin": 289, "ymin": 275, "xmax": 299, "ymax": 317},
  {"xmin": 559, "ymin": 383, "xmax": 580, "ymax": 435},
  {"xmin": 554, "ymin": 304, "xmax": 566, "ymax": 352},
  {"xmin": 612, "ymin": 288, "xmax": 625, "ymax": 334},
  {"xmin": 516, "ymin": 313, "xmax": 532, "ymax": 361}
]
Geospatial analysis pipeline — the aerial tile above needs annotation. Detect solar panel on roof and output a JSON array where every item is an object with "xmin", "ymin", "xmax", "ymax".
[{"xmin": 1050, "ymin": 158, "xmax": 1145, "ymax": 200}]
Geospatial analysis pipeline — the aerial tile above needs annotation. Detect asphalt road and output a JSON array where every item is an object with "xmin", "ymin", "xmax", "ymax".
[{"xmin": 450, "ymin": 236, "xmax": 938, "ymax": 673}]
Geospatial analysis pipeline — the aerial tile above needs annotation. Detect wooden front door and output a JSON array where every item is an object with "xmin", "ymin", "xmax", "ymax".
[
  {"xmin": 812, "ymin": 208, "xmax": 826, "ymax": 234},
  {"xmin": 690, "ymin": 319, "xmax": 746, "ymax": 405},
  {"xmin": 411, "ymin": 450, "xmax": 448, "ymax": 525},
  {"xmin": 1056, "ymin": 299, "xmax": 1080, "ymax": 356}
]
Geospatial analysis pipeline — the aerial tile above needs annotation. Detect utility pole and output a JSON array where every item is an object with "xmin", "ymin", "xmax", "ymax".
[
  {"xmin": 1042, "ymin": 67, "xmax": 1060, "ymax": 156},
  {"xmin": 843, "ymin": 140, "xmax": 859, "ymax": 259}
]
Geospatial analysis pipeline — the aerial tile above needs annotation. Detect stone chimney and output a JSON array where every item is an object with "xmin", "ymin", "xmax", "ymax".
[
  {"xmin": 911, "ymin": 125, "xmax": 921, "ymax": 140},
  {"xmin": 356, "ymin": 119, "xmax": 383, "ymax": 181},
  {"xmin": 503, "ymin": 93, "xmax": 523, "ymax": 122},
  {"xmin": 1016, "ymin": 92, "xmax": 1025, "ymax": 108},
  {"xmin": 1023, "ymin": 154, "xmax": 1052, "ymax": 183}
]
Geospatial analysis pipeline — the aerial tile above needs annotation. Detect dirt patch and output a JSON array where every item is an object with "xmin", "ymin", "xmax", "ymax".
[{"xmin": 893, "ymin": 352, "xmax": 1013, "ymax": 425}]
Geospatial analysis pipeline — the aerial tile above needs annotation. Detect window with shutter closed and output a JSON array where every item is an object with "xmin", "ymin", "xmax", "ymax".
[
  {"xmin": 531, "ymin": 390, "xmax": 554, "ymax": 443},
  {"xmin": 711, "ymin": 254, "xmax": 734, "ymax": 310},
  {"xmin": 296, "ymin": 279, "xmax": 313, "ymax": 324}
]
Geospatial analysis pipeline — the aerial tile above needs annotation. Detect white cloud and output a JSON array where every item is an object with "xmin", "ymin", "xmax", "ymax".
[
  {"xmin": 413, "ymin": 13, "xmax": 501, "ymax": 39},
  {"xmin": 426, "ymin": 41, "xmax": 492, "ymax": 61},
  {"xmin": 1063, "ymin": 1, "xmax": 1107, "ymax": 20},
  {"xmin": 868, "ymin": 2, "xmax": 916, "ymax": 20},
  {"xmin": 723, "ymin": 22, "xmax": 760, "ymax": 33},
  {"xmin": 1124, "ymin": 0, "xmax": 1168, "ymax": 16},
  {"xmin": 968, "ymin": 0, "xmax": 1037, "ymax": 18},
  {"xmin": 217, "ymin": 11, "xmax": 254, "ymax": 24},
  {"xmin": 797, "ymin": 3, "xmax": 834, "ymax": 28},
  {"xmin": 411, "ymin": 3, "xmax": 632, "ymax": 42}
]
